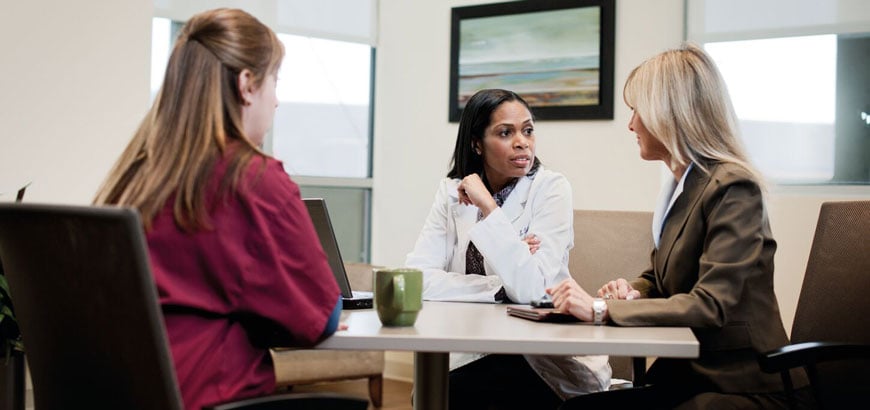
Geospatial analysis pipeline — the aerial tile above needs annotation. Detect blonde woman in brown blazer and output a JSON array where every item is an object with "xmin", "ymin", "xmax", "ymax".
[{"xmin": 549, "ymin": 43, "xmax": 811, "ymax": 409}]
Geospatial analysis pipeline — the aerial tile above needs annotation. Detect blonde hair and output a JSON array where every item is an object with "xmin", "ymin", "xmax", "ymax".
[
  {"xmin": 623, "ymin": 42, "xmax": 765, "ymax": 190},
  {"xmin": 94, "ymin": 8, "xmax": 284, "ymax": 230}
]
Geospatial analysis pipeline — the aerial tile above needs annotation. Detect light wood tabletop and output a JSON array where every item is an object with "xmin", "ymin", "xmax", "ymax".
[{"xmin": 316, "ymin": 301, "xmax": 698, "ymax": 410}]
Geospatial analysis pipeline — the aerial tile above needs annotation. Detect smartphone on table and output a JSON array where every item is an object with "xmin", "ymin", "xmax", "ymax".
[{"xmin": 530, "ymin": 295, "xmax": 554, "ymax": 308}]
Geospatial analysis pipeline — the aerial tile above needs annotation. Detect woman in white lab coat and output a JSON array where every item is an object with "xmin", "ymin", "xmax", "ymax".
[{"xmin": 405, "ymin": 89, "xmax": 610, "ymax": 410}]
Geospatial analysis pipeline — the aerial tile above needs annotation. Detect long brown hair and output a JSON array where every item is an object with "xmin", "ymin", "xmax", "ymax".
[{"xmin": 94, "ymin": 8, "xmax": 284, "ymax": 230}]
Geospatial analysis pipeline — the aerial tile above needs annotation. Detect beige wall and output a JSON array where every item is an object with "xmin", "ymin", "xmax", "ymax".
[{"xmin": 0, "ymin": 1, "xmax": 152, "ymax": 203}]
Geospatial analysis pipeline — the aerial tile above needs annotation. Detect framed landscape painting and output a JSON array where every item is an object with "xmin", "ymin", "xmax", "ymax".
[{"xmin": 449, "ymin": 0, "xmax": 615, "ymax": 121}]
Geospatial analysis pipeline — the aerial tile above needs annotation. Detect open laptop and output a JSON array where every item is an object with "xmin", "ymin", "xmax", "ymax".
[{"xmin": 303, "ymin": 198, "xmax": 373, "ymax": 309}]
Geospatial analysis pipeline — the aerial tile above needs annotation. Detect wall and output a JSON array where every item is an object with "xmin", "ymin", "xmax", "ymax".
[
  {"xmin": 371, "ymin": 0, "xmax": 870, "ymax": 380},
  {"xmin": 0, "ymin": 1, "xmax": 152, "ymax": 203}
]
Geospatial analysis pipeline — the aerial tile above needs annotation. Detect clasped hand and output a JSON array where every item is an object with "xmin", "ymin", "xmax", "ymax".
[
  {"xmin": 546, "ymin": 278, "xmax": 640, "ymax": 322},
  {"xmin": 457, "ymin": 174, "xmax": 497, "ymax": 217},
  {"xmin": 457, "ymin": 175, "xmax": 540, "ymax": 255},
  {"xmin": 598, "ymin": 278, "xmax": 640, "ymax": 301}
]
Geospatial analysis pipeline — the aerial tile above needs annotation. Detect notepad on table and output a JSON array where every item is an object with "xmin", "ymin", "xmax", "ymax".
[{"xmin": 506, "ymin": 306, "xmax": 581, "ymax": 323}]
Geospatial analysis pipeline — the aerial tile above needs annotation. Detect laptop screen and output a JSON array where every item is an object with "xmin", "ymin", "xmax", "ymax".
[{"xmin": 302, "ymin": 198, "xmax": 354, "ymax": 298}]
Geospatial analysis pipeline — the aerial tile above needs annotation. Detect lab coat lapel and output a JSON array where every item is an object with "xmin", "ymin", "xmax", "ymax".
[
  {"xmin": 447, "ymin": 175, "xmax": 531, "ymax": 253},
  {"xmin": 500, "ymin": 175, "xmax": 532, "ymax": 223},
  {"xmin": 448, "ymin": 188, "xmax": 479, "ymax": 259}
]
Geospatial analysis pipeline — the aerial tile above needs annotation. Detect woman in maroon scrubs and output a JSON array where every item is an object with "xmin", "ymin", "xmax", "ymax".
[{"xmin": 94, "ymin": 8, "xmax": 341, "ymax": 409}]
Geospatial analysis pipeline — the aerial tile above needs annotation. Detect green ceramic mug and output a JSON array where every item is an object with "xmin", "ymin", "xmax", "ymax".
[{"xmin": 373, "ymin": 268, "xmax": 423, "ymax": 327}]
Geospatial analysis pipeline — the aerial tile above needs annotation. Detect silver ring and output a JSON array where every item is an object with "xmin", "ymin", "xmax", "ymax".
[{"xmin": 605, "ymin": 294, "xmax": 613, "ymax": 300}]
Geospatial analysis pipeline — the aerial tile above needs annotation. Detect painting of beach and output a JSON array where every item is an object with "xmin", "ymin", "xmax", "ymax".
[{"xmin": 457, "ymin": 6, "xmax": 601, "ymax": 109}]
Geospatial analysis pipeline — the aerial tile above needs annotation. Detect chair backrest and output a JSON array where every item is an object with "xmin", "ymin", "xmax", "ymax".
[
  {"xmin": 570, "ymin": 209, "xmax": 654, "ymax": 381},
  {"xmin": 790, "ymin": 200, "xmax": 870, "ymax": 404},
  {"xmin": 791, "ymin": 200, "xmax": 870, "ymax": 344},
  {"xmin": 0, "ymin": 203, "xmax": 183, "ymax": 410}
]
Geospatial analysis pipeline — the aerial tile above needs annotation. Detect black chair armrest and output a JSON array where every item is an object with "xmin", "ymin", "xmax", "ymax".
[
  {"xmin": 205, "ymin": 392, "xmax": 368, "ymax": 410},
  {"xmin": 758, "ymin": 341, "xmax": 870, "ymax": 374}
]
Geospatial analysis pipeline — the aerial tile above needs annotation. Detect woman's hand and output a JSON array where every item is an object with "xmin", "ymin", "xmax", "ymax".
[
  {"xmin": 523, "ymin": 234, "xmax": 540, "ymax": 254},
  {"xmin": 547, "ymin": 278, "xmax": 597, "ymax": 322},
  {"xmin": 597, "ymin": 278, "xmax": 640, "ymax": 301},
  {"xmin": 457, "ymin": 174, "xmax": 497, "ymax": 217}
]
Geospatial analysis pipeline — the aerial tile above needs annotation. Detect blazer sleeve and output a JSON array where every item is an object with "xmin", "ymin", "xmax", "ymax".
[
  {"xmin": 610, "ymin": 177, "xmax": 770, "ymax": 327},
  {"xmin": 469, "ymin": 172, "xmax": 574, "ymax": 303},
  {"xmin": 405, "ymin": 178, "xmax": 503, "ymax": 302},
  {"xmin": 629, "ymin": 259, "xmax": 659, "ymax": 299}
]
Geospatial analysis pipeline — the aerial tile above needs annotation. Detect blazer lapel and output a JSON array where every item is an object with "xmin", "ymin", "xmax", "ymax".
[{"xmin": 655, "ymin": 166, "xmax": 711, "ymax": 281}]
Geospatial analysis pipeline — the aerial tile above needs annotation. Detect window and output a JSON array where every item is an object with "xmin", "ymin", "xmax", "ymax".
[
  {"xmin": 272, "ymin": 34, "xmax": 374, "ymax": 262},
  {"xmin": 150, "ymin": 17, "xmax": 173, "ymax": 99},
  {"xmin": 704, "ymin": 34, "xmax": 870, "ymax": 184},
  {"xmin": 687, "ymin": 0, "xmax": 870, "ymax": 185},
  {"xmin": 704, "ymin": 36, "xmax": 837, "ymax": 183},
  {"xmin": 272, "ymin": 34, "xmax": 372, "ymax": 179}
]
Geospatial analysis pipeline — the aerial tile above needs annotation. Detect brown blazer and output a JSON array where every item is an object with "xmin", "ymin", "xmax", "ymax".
[{"xmin": 607, "ymin": 162, "xmax": 806, "ymax": 394}]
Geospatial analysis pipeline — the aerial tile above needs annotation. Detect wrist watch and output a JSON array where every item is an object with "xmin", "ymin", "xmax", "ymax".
[{"xmin": 592, "ymin": 298, "xmax": 606, "ymax": 325}]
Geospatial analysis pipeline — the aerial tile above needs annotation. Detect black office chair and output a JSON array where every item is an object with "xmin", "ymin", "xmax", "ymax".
[
  {"xmin": 757, "ymin": 200, "xmax": 870, "ymax": 409},
  {"xmin": 0, "ymin": 182, "xmax": 27, "ymax": 410},
  {"xmin": 0, "ymin": 203, "xmax": 367, "ymax": 410}
]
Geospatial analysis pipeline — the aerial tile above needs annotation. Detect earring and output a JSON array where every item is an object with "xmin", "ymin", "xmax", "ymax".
[{"xmin": 475, "ymin": 149, "xmax": 482, "ymax": 155}]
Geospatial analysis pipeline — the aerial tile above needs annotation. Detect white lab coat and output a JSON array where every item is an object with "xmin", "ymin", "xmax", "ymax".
[{"xmin": 405, "ymin": 168, "xmax": 612, "ymax": 399}]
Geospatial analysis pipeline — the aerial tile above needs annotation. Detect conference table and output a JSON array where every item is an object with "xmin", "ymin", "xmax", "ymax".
[{"xmin": 315, "ymin": 301, "xmax": 698, "ymax": 410}]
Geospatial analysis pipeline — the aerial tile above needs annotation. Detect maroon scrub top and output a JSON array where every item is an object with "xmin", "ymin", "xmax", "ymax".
[{"xmin": 146, "ymin": 148, "xmax": 340, "ymax": 409}]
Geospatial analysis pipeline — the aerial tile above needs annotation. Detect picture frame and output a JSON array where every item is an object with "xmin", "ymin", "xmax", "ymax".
[{"xmin": 449, "ymin": 0, "xmax": 615, "ymax": 122}]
